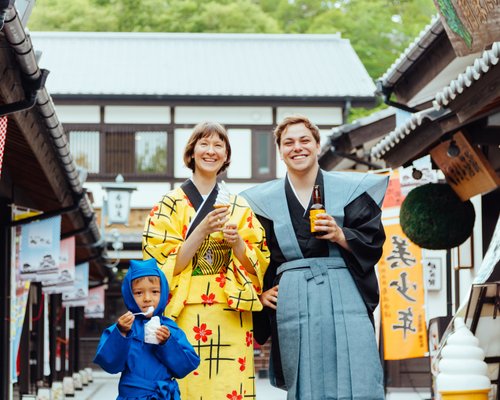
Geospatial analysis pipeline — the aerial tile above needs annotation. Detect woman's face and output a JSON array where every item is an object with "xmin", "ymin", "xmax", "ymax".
[{"xmin": 192, "ymin": 133, "xmax": 228, "ymax": 176}]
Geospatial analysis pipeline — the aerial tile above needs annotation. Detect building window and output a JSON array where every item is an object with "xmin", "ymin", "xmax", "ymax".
[
  {"xmin": 252, "ymin": 130, "xmax": 275, "ymax": 179},
  {"xmin": 104, "ymin": 128, "xmax": 168, "ymax": 175},
  {"xmin": 135, "ymin": 131, "xmax": 167, "ymax": 173},
  {"xmin": 68, "ymin": 130, "xmax": 100, "ymax": 173},
  {"xmin": 105, "ymin": 129, "xmax": 135, "ymax": 174}
]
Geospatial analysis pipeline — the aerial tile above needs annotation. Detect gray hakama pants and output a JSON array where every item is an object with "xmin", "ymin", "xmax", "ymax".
[{"xmin": 276, "ymin": 257, "xmax": 385, "ymax": 400}]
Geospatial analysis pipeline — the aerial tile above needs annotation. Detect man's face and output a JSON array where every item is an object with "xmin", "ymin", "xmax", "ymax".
[
  {"xmin": 131, "ymin": 276, "xmax": 161, "ymax": 316},
  {"xmin": 279, "ymin": 123, "xmax": 320, "ymax": 175}
]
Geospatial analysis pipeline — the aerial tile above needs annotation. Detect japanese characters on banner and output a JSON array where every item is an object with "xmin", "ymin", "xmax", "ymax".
[
  {"xmin": 10, "ymin": 206, "xmax": 41, "ymax": 383},
  {"xmin": 85, "ymin": 286, "xmax": 106, "ymax": 319},
  {"xmin": 19, "ymin": 215, "xmax": 61, "ymax": 282},
  {"xmin": 42, "ymin": 237, "xmax": 76, "ymax": 294},
  {"xmin": 62, "ymin": 262, "xmax": 89, "ymax": 307},
  {"xmin": 379, "ymin": 222, "xmax": 428, "ymax": 360}
]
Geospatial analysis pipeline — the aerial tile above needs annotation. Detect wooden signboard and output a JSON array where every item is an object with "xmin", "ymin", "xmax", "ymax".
[
  {"xmin": 433, "ymin": 0, "xmax": 500, "ymax": 56},
  {"xmin": 430, "ymin": 131, "xmax": 500, "ymax": 201}
]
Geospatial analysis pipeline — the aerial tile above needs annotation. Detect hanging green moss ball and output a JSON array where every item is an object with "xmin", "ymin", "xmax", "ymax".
[{"xmin": 400, "ymin": 183, "xmax": 475, "ymax": 249}]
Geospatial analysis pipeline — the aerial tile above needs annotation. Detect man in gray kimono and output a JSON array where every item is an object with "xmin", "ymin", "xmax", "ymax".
[{"xmin": 242, "ymin": 115, "xmax": 388, "ymax": 400}]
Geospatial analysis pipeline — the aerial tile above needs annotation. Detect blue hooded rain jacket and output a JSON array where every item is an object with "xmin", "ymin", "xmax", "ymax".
[{"xmin": 94, "ymin": 259, "xmax": 200, "ymax": 400}]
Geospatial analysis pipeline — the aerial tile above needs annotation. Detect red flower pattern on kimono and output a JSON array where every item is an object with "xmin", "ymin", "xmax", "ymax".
[
  {"xmin": 149, "ymin": 205, "xmax": 158, "ymax": 217},
  {"xmin": 245, "ymin": 331, "xmax": 253, "ymax": 347},
  {"xmin": 182, "ymin": 225, "xmax": 187, "ymax": 239},
  {"xmin": 226, "ymin": 390, "xmax": 242, "ymax": 400},
  {"xmin": 244, "ymin": 239, "xmax": 253, "ymax": 250},
  {"xmin": 201, "ymin": 293, "xmax": 216, "ymax": 305},
  {"xmin": 215, "ymin": 272, "xmax": 226, "ymax": 288},
  {"xmin": 246, "ymin": 214, "xmax": 253, "ymax": 228},
  {"xmin": 238, "ymin": 356, "xmax": 246, "ymax": 371},
  {"xmin": 193, "ymin": 323, "xmax": 212, "ymax": 342}
]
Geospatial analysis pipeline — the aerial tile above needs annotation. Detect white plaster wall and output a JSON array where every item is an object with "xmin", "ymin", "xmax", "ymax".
[
  {"xmin": 319, "ymin": 129, "xmax": 332, "ymax": 148},
  {"xmin": 104, "ymin": 106, "xmax": 171, "ymax": 124},
  {"xmin": 84, "ymin": 182, "xmax": 172, "ymax": 208},
  {"xmin": 174, "ymin": 128, "xmax": 194, "ymax": 179},
  {"xmin": 226, "ymin": 129, "xmax": 252, "ymax": 179},
  {"xmin": 175, "ymin": 106, "xmax": 272, "ymax": 125},
  {"xmin": 453, "ymin": 194, "xmax": 483, "ymax": 309},
  {"xmin": 276, "ymin": 107, "xmax": 343, "ymax": 125},
  {"xmin": 55, "ymin": 105, "xmax": 100, "ymax": 123}
]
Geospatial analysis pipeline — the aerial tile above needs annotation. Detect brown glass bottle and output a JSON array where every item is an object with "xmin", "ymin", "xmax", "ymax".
[{"xmin": 310, "ymin": 185, "xmax": 326, "ymax": 236}]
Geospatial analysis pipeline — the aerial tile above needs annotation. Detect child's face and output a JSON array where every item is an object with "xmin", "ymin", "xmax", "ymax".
[{"xmin": 131, "ymin": 276, "xmax": 161, "ymax": 316}]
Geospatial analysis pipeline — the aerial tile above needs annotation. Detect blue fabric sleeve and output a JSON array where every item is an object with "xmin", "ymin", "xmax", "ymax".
[
  {"xmin": 154, "ymin": 319, "xmax": 200, "ymax": 378},
  {"xmin": 93, "ymin": 324, "xmax": 132, "ymax": 374}
]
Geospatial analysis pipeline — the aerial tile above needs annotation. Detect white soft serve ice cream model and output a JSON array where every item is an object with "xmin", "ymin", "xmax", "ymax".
[
  {"xmin": 214, "ymin": 181, "xmax": 231, "ymax": 208},
  {"xmin": 437, "ymin": 317, "xmax": 491, "ymax": 400}
]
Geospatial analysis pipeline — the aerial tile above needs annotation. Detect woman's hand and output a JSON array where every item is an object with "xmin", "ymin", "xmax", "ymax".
[
  {"xmin": 174, "ymin": 206, "xmax": 230, "ymax": 275},
  {"xmin": 260, "ymin": 285, "xmax": 279, "ymax": 310},
  {"xmin": 156, "ymin": 325, "xmax": 171, "ymax": 344},
  {"xmin": 223, "ymin": 222, "xmax": 257, "ymax": 275},
  {"xmin": 201, "ymin": 206, "xmax": 230, "ymax": 236},
  {"xmin": 117, "ymin": 311, "xmax": 135, "ymax": 336},
  {"xmin": 222, "ymin": 223, "xmax": 241, "ymax": 248}
]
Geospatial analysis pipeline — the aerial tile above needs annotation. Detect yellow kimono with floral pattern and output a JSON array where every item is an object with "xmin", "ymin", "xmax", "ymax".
[{"xmin": 143, "ymin": 185, "xmax": 270, "ymax": 400}]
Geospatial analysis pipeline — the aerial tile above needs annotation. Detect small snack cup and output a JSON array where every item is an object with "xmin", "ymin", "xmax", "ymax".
[{"xmin": 144, "ymin": 316, "xmax": 161, "ymax": 344}]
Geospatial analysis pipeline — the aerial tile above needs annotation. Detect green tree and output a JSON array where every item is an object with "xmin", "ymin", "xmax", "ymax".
[
  {"xmin": 307, "ymin": 0, "xmax": 436, "ymax": 80},
  {"xmin": 29, "ymin": 0, "xmax": 279, "ymax": 33},
  {"xmin": 28, "ymin": 0, "xmax": 118, "ymax": 31}
]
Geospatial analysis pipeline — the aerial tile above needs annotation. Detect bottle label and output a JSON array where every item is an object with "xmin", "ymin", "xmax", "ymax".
[{"xmin": 310, "ymin": 209, "xmax": 325, "ymax": 233}]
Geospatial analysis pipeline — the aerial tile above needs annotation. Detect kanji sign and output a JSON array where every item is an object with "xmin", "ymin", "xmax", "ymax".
[{"xmin": 379, "ymin": 222, "xmax": 428, "ymax": 360}]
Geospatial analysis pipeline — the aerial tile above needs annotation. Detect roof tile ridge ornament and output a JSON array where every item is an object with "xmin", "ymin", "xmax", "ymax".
[
  {"xmin": 433, "ymin": 42, "xmax": 500, "ymax": 110},
  {"xmin": 377, "ymin": 14, "xmax": 442, "ymax": 89}
]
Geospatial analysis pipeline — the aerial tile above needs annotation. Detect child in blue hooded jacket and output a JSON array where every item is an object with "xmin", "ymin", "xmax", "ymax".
[{"xmin": 94, "ymin": 259, "xmax": 200, "ymax": 400}]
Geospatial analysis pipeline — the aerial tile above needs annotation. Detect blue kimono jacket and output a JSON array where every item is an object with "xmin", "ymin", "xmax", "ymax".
[{"xmin": 94, "ymin": 259, "xmax": 200, "ymax": 400}]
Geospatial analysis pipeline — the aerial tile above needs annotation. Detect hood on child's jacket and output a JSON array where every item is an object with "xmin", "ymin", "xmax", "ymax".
[{"xmin": 121, "ymin": 259, "xmax": 169, "ymax": 318}]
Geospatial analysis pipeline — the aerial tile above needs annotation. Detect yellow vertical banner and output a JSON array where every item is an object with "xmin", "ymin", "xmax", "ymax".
[{"xmin": 379, "ymin": 222, "xmax": 428, "ymax": 360}]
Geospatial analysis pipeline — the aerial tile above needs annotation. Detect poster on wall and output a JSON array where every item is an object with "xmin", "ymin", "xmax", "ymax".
[
  {"xmin": 62, "ymin": 262, "xmax": 89, "ymax": 307},
  {"xmin": 42, "ymin": 237, "xmax": 76, "ymax": 294},
  {"xmin": 19, "ymin": 215, "xmax": 61, "ymax": 282},
  {"xmin": 85, "ymin": 285, "xmax": 106, "ymax": 319},
  {"xmin": 10, "ymin": 206, "xmax": 42, "ymax": 383}
]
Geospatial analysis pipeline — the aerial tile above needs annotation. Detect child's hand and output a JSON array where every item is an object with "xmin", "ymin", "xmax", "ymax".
[
  {"xmin": 117, "ymin": 311, "xmax": 135, "ymax": 336},
  {"xmin": 156, "ymin": 325, "xmax": 171, "ymax": 344}
]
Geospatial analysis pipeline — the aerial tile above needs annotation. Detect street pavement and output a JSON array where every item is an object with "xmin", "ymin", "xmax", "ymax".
[
  {"xmin": 71, "ymin": 370, "xmax": 431, "ymax": 399},
  {"xmin": 73, "ymin": 370, "xmax": 287, "ymax": 400}
]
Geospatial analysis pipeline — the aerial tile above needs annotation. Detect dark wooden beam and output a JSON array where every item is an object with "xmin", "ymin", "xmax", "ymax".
[{"xmin": 392, "ymin": 33, "xmax": 455, "ymax": 104}]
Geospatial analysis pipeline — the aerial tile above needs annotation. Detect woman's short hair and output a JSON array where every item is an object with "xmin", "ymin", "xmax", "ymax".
[
  {"xmin": 273, "ymin": 114, "xmax": 321, "ymax": 147},
  {"xmin": 183, "ymin": 121, "xmax": 232, "ymax": 174}
]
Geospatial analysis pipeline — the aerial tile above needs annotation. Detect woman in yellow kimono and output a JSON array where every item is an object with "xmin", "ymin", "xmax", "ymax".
[{"xmin": 142, "ymin": 121, "xmax": 270, "ymax": 400}]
